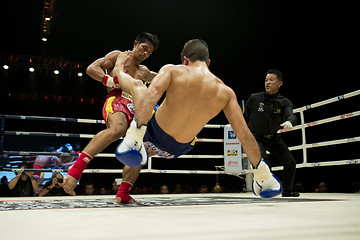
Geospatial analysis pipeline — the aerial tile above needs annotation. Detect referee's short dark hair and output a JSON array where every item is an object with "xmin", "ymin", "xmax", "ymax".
[{"xmin": 267, "ymin": 69, "xmax": 283, "ymax": 82}]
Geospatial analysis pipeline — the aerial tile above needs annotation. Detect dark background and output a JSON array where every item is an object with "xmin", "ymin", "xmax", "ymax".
[{"xmin": 0, "ymin": 0, "xmax": 359, "ymax": 194}]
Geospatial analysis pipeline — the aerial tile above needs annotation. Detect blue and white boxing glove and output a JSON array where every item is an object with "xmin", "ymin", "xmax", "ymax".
[
  {"xmin": 252, "ymin": 159, "xmax": 282, "ymax": 198},
  {"xmin": 64, "ymin": 143, "xmax": 73, "ymax": 151},
  {"xmin": 115, "ymin": 119, "xmax": 148, "ymax": 168}
]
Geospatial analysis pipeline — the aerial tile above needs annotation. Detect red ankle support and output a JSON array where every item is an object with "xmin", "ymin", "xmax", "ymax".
[
  {"xmin": 115, "ymin": 181, "xmax": 134, "ymax": 203},
  {"xmin": 67, "ymin": 152, "xmax": 92, "ymax": 181}
]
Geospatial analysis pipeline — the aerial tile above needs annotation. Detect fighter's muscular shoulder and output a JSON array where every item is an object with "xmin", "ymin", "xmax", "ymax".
[
  {"xmin": 222, "ymin": 83, "xmax": 240, "ymax": 111},
  {"xmin": 158, "ymin": 64, "xmax": 196, "ymax": 82},
  {"xmin": 89, "ymin": 50, "xmax": 121, "ymax": 71},
  {"xmin": 160, "ymin": 64, "xmax": 187, "ymax": 72},
  {"xmin": 100, "ymin": 50, "xmax": 121, "ymax": 67},
  {"xmin": 152, "ymin": 64, "xmax": 179, "ymax": 84},
  {"xmin": 220, "ymin": 79, "xmax": 236, "ymax": 96},
  {"xmin": 158, "ymin": 64, "xmax": 178, "ymax": 73},
  {"xmin": 208, "ymin": 75, "xmax": 236, "ymax": 106}
]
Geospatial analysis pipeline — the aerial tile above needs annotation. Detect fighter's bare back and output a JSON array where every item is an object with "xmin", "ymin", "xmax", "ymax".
[{"xmin": 154, "ymin": 62, "xmax": 233, "ymax": 144}]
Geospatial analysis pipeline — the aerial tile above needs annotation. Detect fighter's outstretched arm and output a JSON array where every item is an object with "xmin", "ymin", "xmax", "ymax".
[
  {"xmin": 223, "ymin": 88, "xmax": 261, "ymax": 168},
  {"xmin": 224, "ymin": 89, "xmax": 283, "ymax": 198}
]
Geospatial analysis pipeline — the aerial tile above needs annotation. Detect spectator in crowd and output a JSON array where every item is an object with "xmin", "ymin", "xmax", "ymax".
[
  {"xmin": 159, "ymin": 184, "xmax": 169, "ymax": 194},
  {"xmin": 8, "ymin": 163, "xmax": 39, "ymax": 197},
  {"xmin": 172, "ymin": 183, "xmax": 184, "ymax": 194},
  {"xmin": 199, "ymin": 185, "xmax": 209, "ymax": 193},
  {"xmin": 0, "ymin": 176, "xmax": 11, "ymax": 197},
  {"xmin": 132, "ymin": 186, "xmax": 154, "ymax": 194},
  {"xmin": 98, "ymin": 186, "xmax": 110, "ymax": 195},
  {"xmin": 293, "ymin": 181, "xmax": 305, "ymax": 193},
  {"xmin": 184, "ymin": 184, "xmax": 195, "ymax": 193},
  {"xmin": 83, "ymin": 183, "xmax": 95, "ymax": 195},
  {"xmin": 39, "ymin": 173, "xmax": 75, "ymax": 196},
  {"xmin": 315, "ymin": 181, "xmax": 329, "ymax": 193}
]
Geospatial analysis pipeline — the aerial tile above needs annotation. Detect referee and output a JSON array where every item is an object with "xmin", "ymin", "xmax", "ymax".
[{"xmin": 244, "ymin": 69, "xmax": 299, "ymax": 197}]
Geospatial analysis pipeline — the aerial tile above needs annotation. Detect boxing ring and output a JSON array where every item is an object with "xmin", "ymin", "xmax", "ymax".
[
  {"xmin": 1, "ymin": 89, "xmax": 359, "ymax": 178},
  {"xmin": 0, "ymin": 90, "xmax": 359, "ymax": 239}
]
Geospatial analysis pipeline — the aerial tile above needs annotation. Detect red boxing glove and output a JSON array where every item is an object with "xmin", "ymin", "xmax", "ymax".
[{"xmin": 102, "ymin": 74, "xmax": 120, "ymax": 88}]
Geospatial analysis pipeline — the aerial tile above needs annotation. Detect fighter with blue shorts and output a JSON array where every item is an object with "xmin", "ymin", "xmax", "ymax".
[
  {"xmin": 143, "ymin": 112, "xmax": 196, "ymax": 159},
  {"xmin": 115, "ymin": 39, "xmax": 282, "ymax": 201}
]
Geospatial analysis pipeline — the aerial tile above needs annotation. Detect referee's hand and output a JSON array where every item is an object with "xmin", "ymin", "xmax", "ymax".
[{"xmin": 280, "ymin": 121, "xmax": 293, "ymax": 131}]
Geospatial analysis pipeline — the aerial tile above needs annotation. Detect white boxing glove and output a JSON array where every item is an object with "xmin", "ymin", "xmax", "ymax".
[{"xmin": 280, "ymin": 121, "xmax": 293, "ymax": 131}]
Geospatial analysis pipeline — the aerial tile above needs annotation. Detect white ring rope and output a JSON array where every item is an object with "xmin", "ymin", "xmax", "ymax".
[
  {"xmin": 1, "ymin": 89, "xmax": 359, "ymax": 175},
  {"xmin": 4, "ymin": 131, "xmax": 95, "ymax": 139},
  {"xmin": 278, "ymin": 110, "xmax": 360, "ymax": 134},
  {"xmin": 293, "ymin": 89, "xmax": 360, "ymax": 113},
  {"xmin": 288, "ymin": 136, "xmax": 360, "ymax": 151},
  {"xmin": 271, "ymin": 159, "xmax": 360, "ymax": 171},
  {"xmin": 2, "ymin": 167, "xmax": 252, "ymax": 175},
  {"xmin": 3, "ymin": 130, "xmax": 222, "ymax": 143},
  {"xmin": 1, "ymin": 114, "xmax": 106, "ymax": 124},
  {"xmin": 1, "ymin": 114, "xmax": 223, "ymax": 128}
]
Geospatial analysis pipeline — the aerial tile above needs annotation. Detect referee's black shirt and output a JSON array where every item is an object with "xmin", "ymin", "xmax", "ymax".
[{"xmin": 244, "ymin": 92, "xmax": 297, "ymax": 136}]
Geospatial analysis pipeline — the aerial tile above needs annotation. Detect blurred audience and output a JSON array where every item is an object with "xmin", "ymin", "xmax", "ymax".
[
  {"xmin": 39, "ymin": 173, "xmax": 75, "ymax": 196},
  {"xmin": 315, "ymin": 181, "xmax": 329, "ymax": 193},
  {"xmin": 159, "ymin": 184, "xmax": 169, "ymax": 194},
  {"xmin": 0, "ymin": 176, "xmax": 11, "ymax": 197},
  {"xmin": 8, "ymin": 163, "xmax": 39, "ymax": 197},
  {"xmin": 34, "ymin": 144, "xmax": 77, "ymax": 185},
  {"xmin": 172, "ymin": 183, "xmax": 184, "ymax": 194},
  {"xmin": 83, "ymin": 183, "xmax": 95, "ymax": 195},
  {"xmin": 199, "ymin": 185, "xmax": 209, "ymax": 193},
  {"xmin": 293, "ymin": 181, "xmax": 305, "ymax": 193},
  {"xmin": 98, "ymin": 186, "xmax": 110, "ymax": 195}
]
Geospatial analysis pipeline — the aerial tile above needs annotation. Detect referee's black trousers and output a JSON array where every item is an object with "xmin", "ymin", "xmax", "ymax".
[{"xmin": 254, "ymin": 134, "xmax": 296, "ymax": 193}]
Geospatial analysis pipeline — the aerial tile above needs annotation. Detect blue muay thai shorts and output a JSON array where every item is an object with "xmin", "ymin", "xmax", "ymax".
[{"xmin": 143, "ymin": 113, "xmax": 196, "ymax": 159}]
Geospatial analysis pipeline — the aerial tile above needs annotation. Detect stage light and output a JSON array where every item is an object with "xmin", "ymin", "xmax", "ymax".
[
  {"xmin": 29, "ymin": 67, "xmax": 35, "ymax": 72},
  {"xmin": 77, "ymin": 72, "xmax": 83, "ymax": 77},
  {"xmin": 45, "ymin": 17, "xmax": 51, "ymax": 21},
  {"xmin": 54, "ymin": 69, "xmax": 59, "ymax": 75},
  {"xmin": 3, "ymin": 65, "xmax": 9, "ymax": 70},
  {"xmin": 42, "ymin": 38, "xmax": 48, "ymax": 42}
]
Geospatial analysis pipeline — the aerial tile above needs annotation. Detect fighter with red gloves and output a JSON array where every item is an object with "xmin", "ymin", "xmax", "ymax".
[{"xmin": 63, "ymin": 32, "xmax": 159, "ymax": 202}]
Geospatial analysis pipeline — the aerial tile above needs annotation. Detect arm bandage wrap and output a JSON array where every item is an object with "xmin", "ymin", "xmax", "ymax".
[{"xmin": 102, "ymin": 74, "xmax": 120, "ymax": 88}]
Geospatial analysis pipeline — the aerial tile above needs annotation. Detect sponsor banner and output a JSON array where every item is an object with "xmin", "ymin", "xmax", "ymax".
[{"xmin": 224, "ymin": 124, "xmax": 242, "ymax": 174}]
